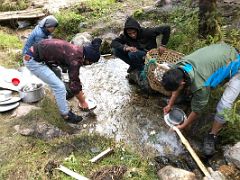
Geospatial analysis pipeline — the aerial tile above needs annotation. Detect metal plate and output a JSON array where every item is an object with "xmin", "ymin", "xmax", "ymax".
[
  {"xmin": 0, "ymin": 102, "xmax": 20, "ymax": 112},
  {"xmin": 0, "ymin": 90, "xmax": 12, "ymax": 102},
  {"xmin": 0, "ymin": 96, "xmax": 21, "ymax": 105},
  {"xmin": 79, "ymin": 98, "xmax": 97, "ymax": 111}
]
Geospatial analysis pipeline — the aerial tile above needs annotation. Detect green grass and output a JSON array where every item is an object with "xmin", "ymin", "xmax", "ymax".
[
  {"xmin": 0, "ymin": 30, "xmax": 23, "ymax": 68},
  {"xmin": 0, "ymin": 30, "xmax": 22, "ymax": 49},
  {"xmin": 0, "ymin": 97, "xmax": 158, "ymax": 179}
]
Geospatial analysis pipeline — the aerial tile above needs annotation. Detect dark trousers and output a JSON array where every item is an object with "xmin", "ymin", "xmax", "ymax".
[{"xmin": 112, "ymin": 48, "xmax": 146, "ymax": 70}]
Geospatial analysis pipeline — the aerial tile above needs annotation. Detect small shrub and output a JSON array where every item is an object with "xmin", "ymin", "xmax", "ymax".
[
  {"xmin": 220, "ymin": 100, "xmax": 240, "ymax": 144},
  {"xmin": 54, "ymin": 11, "xmax": 86, "ymax": 40},
  {"xmin": 0, "ymin": 0, "xmax": 29, "ymax": 11}
]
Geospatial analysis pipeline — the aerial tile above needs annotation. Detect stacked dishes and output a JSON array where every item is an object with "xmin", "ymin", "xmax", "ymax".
[{"xmin": 0, "ymin": 90, "xmax": 21, "ymax": 112}]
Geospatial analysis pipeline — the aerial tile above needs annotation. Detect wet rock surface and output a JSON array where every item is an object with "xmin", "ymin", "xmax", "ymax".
[{"xmin": 69, "ymin": 58, "xmax": 183, "ymax": 156}]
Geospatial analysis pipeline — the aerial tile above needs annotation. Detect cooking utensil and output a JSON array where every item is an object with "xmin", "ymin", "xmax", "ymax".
[
  {"xmin": 12, "ymin": 78, "xmax": 20, "ymax": 86},
  {"xmin": 19, "ymin": 83, "xmax": 44, "ymax": 103},
  {"xmin": 0, "ymin": 96, "xmax": 21, "ymax": 105},
  {"xmin": 79, "ymin": 98, "xmax": 97, "ymax": 111},
  {"xmin": 0, "ymin": 90, "xmax": 12, "ymax": 102},
  {"xmin": 164, "ymin": 107, "xmax": 186, "ymax": 126},
  {"xmin": 0, "ymin": 102, "xmax": 20, "ymax": 112}
]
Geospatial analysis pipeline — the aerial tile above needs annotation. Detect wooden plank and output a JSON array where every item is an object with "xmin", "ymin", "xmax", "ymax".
[
  {"xmin": 56, "ymin": 165, "xmax": 90, "ymax": 180},
  {"xmin": 172, "ymin": 126, "xmax": 211, "ymax": 178},
  {"xmin": 90, "ymin": 147, "xmax": 113, "ymax": 163},
  {"xmin": 0, "ymin": 8, "xmax": 46, "ymax": 21}
]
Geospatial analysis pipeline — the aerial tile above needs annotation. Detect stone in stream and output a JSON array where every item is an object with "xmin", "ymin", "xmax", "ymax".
[
  {"xmin": 224, "ymin": 142, "xmax": 240, "ymax": 169},
  {"xmin": 157, "ymin": 165, "xmax": 197, "ymax": 180}
]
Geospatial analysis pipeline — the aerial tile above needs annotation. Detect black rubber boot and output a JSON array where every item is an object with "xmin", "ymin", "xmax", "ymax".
[{"xmin": 203, "ymin": 133, "xmax": 217, "ymax": 156}]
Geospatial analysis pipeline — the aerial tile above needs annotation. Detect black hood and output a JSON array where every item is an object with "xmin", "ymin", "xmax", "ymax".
[{"xmin": 124, "ymin": 17, "xmax": 141, "ymax": 38}]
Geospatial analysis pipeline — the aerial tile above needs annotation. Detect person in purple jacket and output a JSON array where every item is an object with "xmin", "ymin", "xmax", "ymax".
[{"xmin": 24, "ymin": 38, "xmax": 102, "ymax": 124}]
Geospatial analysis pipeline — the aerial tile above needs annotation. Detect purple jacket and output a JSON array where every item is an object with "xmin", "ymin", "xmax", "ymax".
[{"xmin": 32, "ymin": 39, "xmax": 84, "ymax": 94}]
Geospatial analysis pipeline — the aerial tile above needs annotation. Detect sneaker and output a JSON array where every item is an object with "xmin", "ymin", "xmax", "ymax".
[
  {"xmin": 203, "ymin": 133, "xmax": 217, "ymax": 156},
  {"xmin": 63, "ymin": 111, "xmax": 83, "ymax": 124}
]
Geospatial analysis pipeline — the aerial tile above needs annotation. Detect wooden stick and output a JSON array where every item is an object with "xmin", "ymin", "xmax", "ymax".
[
  {"xmin": 90, "ymin": 147, "xmax": 113, "ymax": 163},
  {"xmin": 172, "ymin": 126, "xmax": 211, "ymax": 178},
  {"xmin": 56, "ymin": 165, "xmax": 89, "ymax": 180}
]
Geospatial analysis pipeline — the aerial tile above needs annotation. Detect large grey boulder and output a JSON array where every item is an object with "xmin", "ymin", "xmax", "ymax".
[
  {"xmin": 224, "ymin": 142, "xmax": 240, "ymax": 169},
  {"xmin": 157, "ymin": 165, "xmax": 197, "ymax": 180},
  {"xmin": 71, "ymin": 32, "xmax": 92, "ymax": 47}
]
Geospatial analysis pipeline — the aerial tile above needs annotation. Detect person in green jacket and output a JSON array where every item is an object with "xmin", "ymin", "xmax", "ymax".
[{"xmin": 161, "ymin": 43, "xmax": 240, "ymax": 156}]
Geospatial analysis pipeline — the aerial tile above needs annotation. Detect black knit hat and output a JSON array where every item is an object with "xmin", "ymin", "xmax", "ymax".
[{"xmin": 83, "ymin": 38, "xmax": 102, "ymax": 63}]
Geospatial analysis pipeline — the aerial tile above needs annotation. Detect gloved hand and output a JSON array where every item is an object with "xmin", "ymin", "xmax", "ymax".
[{"xmin": 203, "ymin": 167, "xmax": 226, "ymax": 180}]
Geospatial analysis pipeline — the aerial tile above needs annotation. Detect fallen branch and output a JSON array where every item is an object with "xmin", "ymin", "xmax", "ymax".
[
  {"xmin": 56, "ymin": 165, "xmax": 89, "ymax": 180},
  {"xmin": 90, "ymin": 147, "xmax": 113, "ymax": 163}
]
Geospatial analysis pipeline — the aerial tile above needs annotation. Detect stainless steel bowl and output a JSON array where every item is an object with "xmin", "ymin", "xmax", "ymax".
[
  {"xmin": 19, "ymin": 83, "xmax": 44, "ymax": 103},
  {"xmin": 164, "ymin": 107, "xmax": 186, "ymax": 127}
]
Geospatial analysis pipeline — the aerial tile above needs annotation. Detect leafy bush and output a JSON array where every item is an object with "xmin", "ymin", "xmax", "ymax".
[
  {"xmin": 220, "ymin": 100, "xmax": 240, "ymax": 144},
  {"xmin": 54, "ymin": 11, "xmax": 86, "ymax": 40},
  {"xmin": 0, "ymin": 0, "xmax": 29, "ymax": 11}
]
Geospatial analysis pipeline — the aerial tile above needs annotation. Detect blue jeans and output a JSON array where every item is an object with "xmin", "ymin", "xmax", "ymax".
[
  {"xmin": 112, "ymin": 48, "xmax": 146, "ymax": 70},
  {"xmin": 24, "ymin": 58, "xmax": 69, "ymax": 115}
]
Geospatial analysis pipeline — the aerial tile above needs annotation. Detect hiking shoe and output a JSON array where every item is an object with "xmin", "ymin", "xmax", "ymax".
[
  {"xmin": 63, "ymin": 111, "xmax": 83, "ymax": 124},
  {"xmin": 203, "ymin": 134, "xmax": 217, "ymax": 156}
]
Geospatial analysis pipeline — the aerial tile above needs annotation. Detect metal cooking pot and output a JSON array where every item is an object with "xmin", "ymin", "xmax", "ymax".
[{"xmin": 19, "ymin": 83, "xmax": 44, "ymax": 103}]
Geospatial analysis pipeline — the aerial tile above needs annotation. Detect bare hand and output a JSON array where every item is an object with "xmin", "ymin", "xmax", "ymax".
[
  {"xmin": 158, "ymin": 45, "xmax": 166, "ymax": 54},
  {"xmin": 79, "ymin": 100, "xmax": 89, "ymax": 110},
  {"xmin": 126, "ymin": 46, "xmax": 138, "ymax": 52},
  {"xmin": 76, "ymin": 91, "xmax": 89, "ymax": 110},
  {"xmin": 163, "ymin": 105, "xmax": 171, "ymax": 114},
  {"xmin": 176, "ymin": 124, "xmax": 185, "ymax": 130}
]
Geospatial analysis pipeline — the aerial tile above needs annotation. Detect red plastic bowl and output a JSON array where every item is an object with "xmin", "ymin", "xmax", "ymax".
[{"xmin": 12, "ymin": 78, "xmax": 20, "ymax": 86}]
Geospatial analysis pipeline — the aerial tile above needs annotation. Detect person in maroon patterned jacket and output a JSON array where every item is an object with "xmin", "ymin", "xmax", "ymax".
[{"xmin": 24, "ymin": 38, "xmax": 102, "ymax": 124}]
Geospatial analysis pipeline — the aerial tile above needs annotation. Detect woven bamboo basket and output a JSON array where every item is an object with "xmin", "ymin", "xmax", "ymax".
[{"xmin": 145, "ymin": 48, "xmax": 185, "ymax": 96}]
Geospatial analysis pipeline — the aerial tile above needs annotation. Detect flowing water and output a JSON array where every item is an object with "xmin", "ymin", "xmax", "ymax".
[{"xmin": 71, "ymin": 57, "xmax": 183, "ymax": 156}]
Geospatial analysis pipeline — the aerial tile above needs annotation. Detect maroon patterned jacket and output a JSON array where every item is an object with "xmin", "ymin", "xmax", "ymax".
[{"xmin": 32, "ymin": 39, "xmax": 84, "ymax": 94}]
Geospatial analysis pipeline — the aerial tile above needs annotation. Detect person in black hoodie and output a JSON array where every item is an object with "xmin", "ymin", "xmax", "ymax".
[{"xmin": 111, "ymin": 17, "xmax": 170, "ymax": 73}]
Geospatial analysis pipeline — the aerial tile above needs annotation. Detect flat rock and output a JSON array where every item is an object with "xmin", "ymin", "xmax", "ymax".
[
  {"xmin": 71, "ymin": 32, "xmax": 92, "ymax": 47},
  {"xmin": 11, "ymin": 103, "xmax": 40, "ymax": 118},
  {"xmin": 224, "ymin": 142, "xmax": 240, "ymax": 169},
  {"xmin": 157, "ymin": 165, "xmax": 197, "ymax": 180}
]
